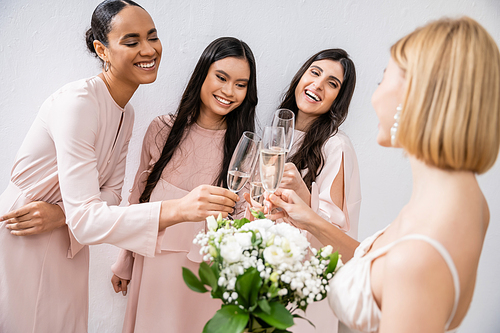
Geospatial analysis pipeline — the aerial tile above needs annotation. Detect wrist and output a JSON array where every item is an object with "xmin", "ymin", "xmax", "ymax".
[
  {"xmin": 159, "ymin": 199, "xmax": 183, "ymax": 230},
  {"xmin": 297, "ymin": 187, "xmax": 311, "ymax": 207}
]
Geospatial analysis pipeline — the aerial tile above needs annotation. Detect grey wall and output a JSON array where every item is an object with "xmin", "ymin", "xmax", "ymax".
[{"xmin": 1, "ymin": 0, "xmax": 499, "ymax": 332}]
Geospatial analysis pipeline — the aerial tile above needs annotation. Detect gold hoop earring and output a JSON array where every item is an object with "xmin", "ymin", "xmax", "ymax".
[{"xmin": 104, "ymin": 61, "xmax": 110, "ymax": 72}]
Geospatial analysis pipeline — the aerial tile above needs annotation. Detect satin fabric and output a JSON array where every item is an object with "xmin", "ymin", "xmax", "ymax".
[
  {"xmin": 0, "ymin": 76, "xmax": 161, "ymax": 332},
  {"xmin": 328, "ymin": 227, "xmax": 460, "ymax": 333},
  {"xmin": 112, "ymin": 115, "xmax": 247, "ymax": 332}
]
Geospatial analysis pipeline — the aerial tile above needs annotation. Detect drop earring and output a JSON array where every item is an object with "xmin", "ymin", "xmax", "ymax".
[
  {"xmin": 104, "ymin": 61, "xmax": 110, "ymax": 72},
  {"xmin": 390, "ymin": 104, "xmax": 402, "ymax": 146}
]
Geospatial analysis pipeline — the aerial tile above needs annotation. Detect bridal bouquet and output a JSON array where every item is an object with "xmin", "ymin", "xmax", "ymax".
[{"xmin": 182, "ymin": 212, "xmax": 342, "ymax": 333}]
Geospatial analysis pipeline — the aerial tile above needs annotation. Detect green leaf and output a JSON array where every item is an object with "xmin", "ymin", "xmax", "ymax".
[
  {"xmin": 249, "ymin": 230, "xmax": 262, "ymax": 247},
  {"xmin": 254, "ymin": 301, "xmax": 294, "ymax": 329},
  {"xmin": 199, "ymin": 262, "xmax": 217, "ymax": 290},
  {"xmin": 210, "ymin": 264, "xmax": 223, "ymax": 299},
  {"xmin": 325, "ymin": 251, "xmax": 339, "ymax": 275},
  {"xmin": 211, "ymin": 261, "xmax": 220, "ymax": 279},
  {"xmin": 236, "ymin": 267, "xmax": 260, "ymax": 307},
  {"xmin": 202, "ymin": 305, "xmax": 249, "ymax": 333},
  {"xmin": 233, "ymin": 217, "xmax": 251, "ymax": 229},
  {"xmin": 249, "ymin": 273, "xmax": 263, "ymax": 307},
  {"xmin": 250, "ymin": 208, "xmax": 266, "ymax": 220},
  {"xmin": 293, "ymin": 314, "xmax": 315, "ymax": 328},
  {"xmin": 257, "ymin": 299, "xmax": 271, "ymax": 315},
  {"xmin": 182, "ymin": 267, "xmax": 208, "ymax": 293}
]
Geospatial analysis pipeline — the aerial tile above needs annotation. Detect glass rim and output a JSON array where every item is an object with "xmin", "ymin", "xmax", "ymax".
[
  {"xmin": 275, "ymin": 108, "xmax": 295, "ymax": 120},
  {"xmin": 242, "ymin": 131, "xmax": 261, "ymax": 142}
]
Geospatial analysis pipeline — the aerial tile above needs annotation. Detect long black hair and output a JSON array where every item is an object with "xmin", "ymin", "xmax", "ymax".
[
  {"xmin": 281, "ymin": 49, "xmax": 356, "ymax": 189},
  {"xmin": 85, "ymin": 0, "xmax": 144, "ymax": 64},
  {"xmin": 139, "ymin": 37, "xmax": 258, "ymax": 203}
]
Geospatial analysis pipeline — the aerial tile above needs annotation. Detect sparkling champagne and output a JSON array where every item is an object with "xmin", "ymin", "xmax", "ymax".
[
  {"xmin": 259, "ymin": 147, "xmax": 286, "ymax": 193},
  {"xmin": 227, "ymin": 170, "xmax": 250, "ymax": 192}
]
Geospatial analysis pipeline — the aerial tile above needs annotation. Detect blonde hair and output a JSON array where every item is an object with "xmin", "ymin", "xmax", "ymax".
[{"xmin": 392, "ymin": 17, "xmax": 500, "ymax": 174}]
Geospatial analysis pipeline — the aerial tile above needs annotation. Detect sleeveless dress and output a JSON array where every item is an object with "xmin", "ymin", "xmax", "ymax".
[
  {"xmin": 328, "ymin": 227, "xmax": 460, "ymax": 333},
  {"xmin": 112, "ymin": 115, "xmax": 247, "ymax": 332}
]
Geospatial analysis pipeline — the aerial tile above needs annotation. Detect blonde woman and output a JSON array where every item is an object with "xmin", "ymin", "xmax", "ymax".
[{"xmin": 268, "ymin": 17, "xmax": 500, "ymax": 332}]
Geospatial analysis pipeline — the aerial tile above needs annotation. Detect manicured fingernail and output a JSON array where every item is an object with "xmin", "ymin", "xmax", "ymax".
[{"xmin": 122, "ymin": 290, "xmax": 127, "ymax": 296}]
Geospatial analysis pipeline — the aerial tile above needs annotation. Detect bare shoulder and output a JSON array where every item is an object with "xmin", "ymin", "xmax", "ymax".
[
  {"xmin": 378, "ymin": 239, "xmax": 455, "ymax": 329},
  {"xmin": 384, "ymin": 238, "xmax": 453, "ymax": 279}
]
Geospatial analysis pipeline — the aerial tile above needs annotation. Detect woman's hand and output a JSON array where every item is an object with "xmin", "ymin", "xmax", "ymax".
[
  {"xmin": 111, "ymin": 274, "xmax": 130, "ymax": 296},
  {"xmin": 279, "ymin": 163, "xmax": 311, "ymax": 206},
  {"xmin": 243, "ymin": 192, "xmax": 265, "ymax": 220},
  {"xmin": 159, "ymin": 185, "xmax": 240, "ymax": 230},
  {"xmin": 179, "ymin": 185, "xmax": 239, "ymax": 221},
  {"xmin": 265, "ymin": 188, "xmax": 315, "ymax": 230},
  {"xmin": 1, "ymin": 201, "xmax": 66, "ymax": 236}
]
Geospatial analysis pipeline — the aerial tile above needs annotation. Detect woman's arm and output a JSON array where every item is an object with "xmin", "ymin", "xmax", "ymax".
[
  {"xmin": 1, "ymin": 127, "xmax": 133, "ymax": 236},
  {"xmin": 48, "ymin": 94, "xmax": 162, "ymax": 257},
  {"xmin": 266, "ymin": 189, "xmax": 359, "ymax": 261}
]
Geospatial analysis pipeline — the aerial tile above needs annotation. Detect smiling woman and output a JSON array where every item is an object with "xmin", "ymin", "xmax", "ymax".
[
  {"xmin": 0, "ymin": 1, "xmax": 238, "ymax": 332},
  {"xmin": 109, "ymin": 37, "xmax": 258, "ymax": 332},
  {"xmin": 254, "ymin": 49, "xmax": 361, "ymax": 333}
]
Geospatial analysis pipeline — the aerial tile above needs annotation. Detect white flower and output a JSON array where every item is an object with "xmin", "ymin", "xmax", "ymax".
[
  {"xmin": 206, "ymin": 215, "xmax": 218, "ymax": 231},
  {"xmin": 321, "ymin": 245, "xmax": 333, "ymax": 257},
  {"xmin": 218, "ymin": 277, "xmax": 227, "ymax": 287},
  {"xmin": 281, "ymin": 238, "xmax": 291, "ymax": 253},
  {"xmin": 220, "ymin": 237, "xmax": 242, "ymax": 264},
  {"xmin": 234, "ymin": 232, "xmax": 253, "ymax": 248},
  {"xmin": 264, "ymin": 245, "xmax": 287, "ymax": 266},
  {"xmin": 241, "ymin": 219, "xmax": 274, "ymax": 232}
]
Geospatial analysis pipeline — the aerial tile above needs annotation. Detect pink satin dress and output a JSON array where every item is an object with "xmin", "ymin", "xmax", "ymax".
[{"xmin": 112, "ymin": 115, "xmax": 247, "ymax": 332}]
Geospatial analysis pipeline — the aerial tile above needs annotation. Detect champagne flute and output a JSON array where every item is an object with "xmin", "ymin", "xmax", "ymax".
[
  {"xmin": 271, "ymin": 108, "xmax": 295, "ymax": 154},
  {"xmin": 259, "ymin": 126, "xmax": 286, "ymax": 195},
  {"xmin": 227, "ymin": 131, "xmax": 260, "ymax": 193},
  {"xmin": 249, "ymin": 154, "xmax": 264, "ymax": 205}
]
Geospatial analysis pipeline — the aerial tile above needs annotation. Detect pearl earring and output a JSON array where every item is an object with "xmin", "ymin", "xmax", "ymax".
[{"xmin": 390, "ymin": 104, "xmax": 402, "ymax": 146}]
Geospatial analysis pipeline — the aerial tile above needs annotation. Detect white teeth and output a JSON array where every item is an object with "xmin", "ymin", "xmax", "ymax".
[
  {"xmin": 305, "ymin": 90, "xmax": 320, "ymax": 102},
  {"xmin": 215, "ymin": 95, "xmax": 231, "ymax": 105},
  {"xmin": 136, "ymin": 60, "xmax": 155, "ymax": 68}
]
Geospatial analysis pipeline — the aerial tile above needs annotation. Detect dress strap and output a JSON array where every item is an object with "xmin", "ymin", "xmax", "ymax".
[{"xmin": 390, "ymin": 235, "xmax": 460, "ymax": 329}]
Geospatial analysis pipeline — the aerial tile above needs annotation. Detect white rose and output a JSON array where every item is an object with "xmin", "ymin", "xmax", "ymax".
[
  {"xmin": 234, "ymin": 232, "xmax": 253, "ymax": 248},
  {"xmin": 220, "ymin": 237, "xmax": 242, "ymax": 264},
  {"xmin": 263, "ymin": 245, "xmax": 286, "ymax": 266},
  {"xmin": 241, "ymin": 219, "xmax": 274, "ymax": 232}
]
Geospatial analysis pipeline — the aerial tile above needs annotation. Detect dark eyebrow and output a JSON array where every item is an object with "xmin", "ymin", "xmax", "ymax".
[
  {"xmin": 121, "ymin": 28, "xmax": 157, "ymax": 40},
  {"xmin": 311, "ymin": 65, "xmax": 342, "ymax": 86},
  {"xmin": 215, "ymin": 69, "xmax": 249, "ymax": 82}
]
